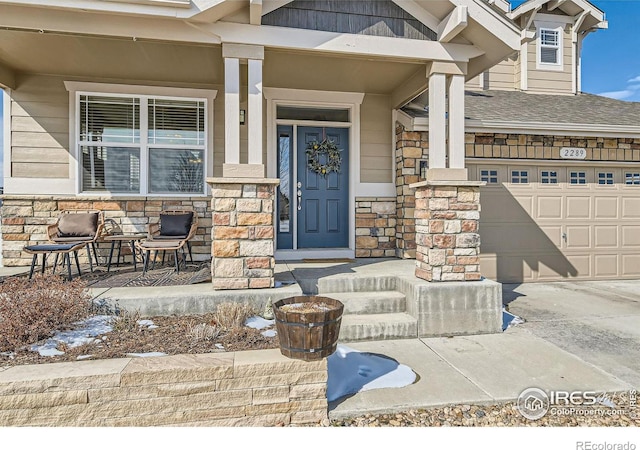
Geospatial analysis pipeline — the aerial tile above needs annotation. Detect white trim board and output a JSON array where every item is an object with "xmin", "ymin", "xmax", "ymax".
[{"xmin": 265, "ymin": 87, "xmax": 367, "ymax": 260}]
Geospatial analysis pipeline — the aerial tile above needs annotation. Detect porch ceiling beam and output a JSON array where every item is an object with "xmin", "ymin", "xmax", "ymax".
[
  {"xmin": 449, "ymin": 0, "xmax": 521, "ymax": 50},
  {"xmin": 0, "ymin": 60, "xmax": 16, "ymax": 90},
  {"xmin": 548, "ymin": 0, "xmax": 569, "ymax": 12},
  {"xmin": 211, "ymin": 22, "xmax": 485, "ymax": 62},
  {"xmin": 261, "ymin": 0, "xmax": 293, "ymax": 16},
  {"xmin": 250, "ymin": 0, "xmax": 262, "ymax": 25},
  {"xmin": 392, "ymin": 0, "xmax": 440, "ymax": 33},
  {"xmin": 437, "ymin": 5, "xmax": 468, "ymax": 43},
  {"xmin": 189, "ymin": 0, "xmax": 247, "ymax": 23},
  {"xmin": 390, "ymin": 67, "xmax": 428, "ymax": 110}
]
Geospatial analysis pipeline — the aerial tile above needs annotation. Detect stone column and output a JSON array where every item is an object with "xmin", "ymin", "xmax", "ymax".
[
  {"xmin": 208, "ymin": 177, "xmax": 279, "ymax": 290},
  {"xmin": 410, "ymin": 180, "xmax": 485, "ymax": 282}
]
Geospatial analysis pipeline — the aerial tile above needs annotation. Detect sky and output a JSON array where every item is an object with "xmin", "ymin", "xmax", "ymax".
[{"xmin": 0, "ymin": 0, "xmax": 639, "ymax": 188}]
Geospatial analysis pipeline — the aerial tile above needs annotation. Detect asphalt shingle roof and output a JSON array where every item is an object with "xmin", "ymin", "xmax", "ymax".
[{"xmin": 404, "ymin": 90, "xmax": 640, "ymax": 127}]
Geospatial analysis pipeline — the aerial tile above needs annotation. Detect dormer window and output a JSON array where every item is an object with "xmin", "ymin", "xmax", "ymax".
[{"xmin": 537, "ymin": 23, "xmax": 563, "ymax": 71}]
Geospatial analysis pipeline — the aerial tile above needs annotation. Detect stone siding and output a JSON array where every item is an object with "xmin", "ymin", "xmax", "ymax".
[
  {"xmin": 0, "ymin": 350, "xmax": 328, "ymax": 426},
  {"xmin": 355, "ymin": 197, "xmax": 397, "ymax": 258},
  {"xmin": 395, "ymin": 126, "xmax": 428, "ymax": 259},
  {"xmin": 465, "ymin": 133, "xmax": 640, "ymax": 161},
  {"xmin": 0, "ymin": 196, "xmax": 211, "ymax": 267}
]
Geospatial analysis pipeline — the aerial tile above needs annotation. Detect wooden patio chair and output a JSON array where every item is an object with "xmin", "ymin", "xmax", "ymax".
[
  {"xmin": 46, "ymin": 209, "xmax": 105, "ymax": 272},
  {"xmin": 136, "ymin": 208, "xmax": 199, "ymax": 274}
]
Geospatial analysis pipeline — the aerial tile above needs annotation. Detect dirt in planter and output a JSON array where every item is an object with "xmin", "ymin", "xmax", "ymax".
[
  {"xmin": 278, "ymin": 301, "xmax": 336, "ymax": 313},
  {"xmin": 0, "ymin": 313, "xmax": 280, "ymax": 368}
]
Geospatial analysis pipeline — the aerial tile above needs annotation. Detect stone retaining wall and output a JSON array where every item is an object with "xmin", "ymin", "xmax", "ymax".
[
  {"xmin": 0, "ymin": 350, "xmax": 328, "ymax": 426},
  {"xmin": 0, "ymin": 196, "xmax": 211, "ymax": 267}
]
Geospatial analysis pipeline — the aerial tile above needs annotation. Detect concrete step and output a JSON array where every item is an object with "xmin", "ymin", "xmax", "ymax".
[
  {"xmin": 317, "ymin": 275, "xmax": 397, "ymax": 294},
  {"xmin": 338, "ymin": 312, "xmax": 418, "ymax": 342},
  {"xmin": 320, "ymin": 291, "xmax": 407, "ymax": 315}
]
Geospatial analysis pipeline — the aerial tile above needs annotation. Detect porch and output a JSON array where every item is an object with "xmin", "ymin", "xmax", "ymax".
[{"xmin": 0, "ymin": 258, "xmax": 502, "ymax": 340}]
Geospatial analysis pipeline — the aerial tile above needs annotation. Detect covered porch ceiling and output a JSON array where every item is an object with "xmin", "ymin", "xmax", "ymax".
[{"xmin": 0, "ymin": 28, "xmax": 424, "ymax": 96}]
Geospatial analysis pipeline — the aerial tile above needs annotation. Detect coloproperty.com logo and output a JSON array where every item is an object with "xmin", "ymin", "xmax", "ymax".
[{"xmin": 517, "ymin": 387, "xmax": 637, "ymax": 420}]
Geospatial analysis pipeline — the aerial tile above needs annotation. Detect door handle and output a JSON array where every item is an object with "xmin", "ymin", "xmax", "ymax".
[{"xmin": 297, "ymin": 190, "xmax": 302, "ymax": 210}]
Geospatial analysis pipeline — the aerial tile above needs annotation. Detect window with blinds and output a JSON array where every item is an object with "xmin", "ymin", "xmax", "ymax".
[
  {"xmin": 538, "ymin": 27, "xmax": 561, "ymax": 68},
  {"xmin": 78, "ymin": 94, "xmax": 206, "ymax": 195}
]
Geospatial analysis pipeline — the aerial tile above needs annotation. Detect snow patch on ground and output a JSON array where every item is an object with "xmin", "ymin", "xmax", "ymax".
[
  {"xmin": 30, "ymin": 315, "xmax": 113, "ymax": 357},
  {"xmin": 327, "ymin": 344, "xmax": 417, "ymax": 402}
]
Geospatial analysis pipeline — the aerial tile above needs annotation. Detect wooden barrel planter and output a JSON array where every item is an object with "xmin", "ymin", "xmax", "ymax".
[{"xmin": 273, "ymin": 296, "xmax": 344, "ymax": 361}]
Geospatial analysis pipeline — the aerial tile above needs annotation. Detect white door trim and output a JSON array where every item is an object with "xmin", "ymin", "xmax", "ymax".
[{"xmin": 265, "ymin": 87, "xmax": 364, "ymax": 261}]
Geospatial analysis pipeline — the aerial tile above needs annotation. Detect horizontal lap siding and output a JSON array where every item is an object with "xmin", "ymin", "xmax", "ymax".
[
  {"xmin": 10, "ymin": 75, "xmax": 70, "ymax": 178},
  {"xmin": 527, "ymin": 28, "xmax": 573, "ymax": 94},
  {"xmin": 360, "ymin": 94, "xmax": 392, "ymax": 183},
  {"xmin": 487, "ymin": 59, "xmax": 516, "ymax": 91}
]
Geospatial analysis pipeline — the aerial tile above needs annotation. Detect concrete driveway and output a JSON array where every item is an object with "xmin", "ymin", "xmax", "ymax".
[{"xmin": 504, "ymin": 280, "xmax": 640, "ymax": 388}]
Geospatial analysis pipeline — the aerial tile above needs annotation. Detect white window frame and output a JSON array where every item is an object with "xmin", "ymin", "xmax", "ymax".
[
  {"xmin": 536, "ymin": 22, "xmax": 564, "ymax": 71},
  {"xmin": 64, "ymin": 81, "xmax": 216, "ymax": 197}
]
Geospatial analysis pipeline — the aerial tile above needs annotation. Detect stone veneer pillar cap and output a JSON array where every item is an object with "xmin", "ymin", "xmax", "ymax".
[
  {"xmin": 409, "ymin": 180, "xmax": 486, "ymax": 189},
  {"xmin": 206, "ymin": 177, "xmax": 280, "ymax": 186}
]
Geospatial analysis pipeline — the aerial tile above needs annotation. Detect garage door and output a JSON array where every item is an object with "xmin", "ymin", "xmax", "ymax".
[{"xmin": 469, "ymin": 163, "xmax": 640, "ymax": 282}]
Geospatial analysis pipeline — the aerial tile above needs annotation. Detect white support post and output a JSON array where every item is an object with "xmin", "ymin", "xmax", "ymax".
[
  {"xmin": 224, "ymin": 57, "xmax": 240, "ymax": 165},
  {"xmin": 248, "ymin": 58, "xmax": 263, "ymax": 165},
  {"xmin": 447, "ymin": 74, "xmax": 465, "ymax": 169},
  {"xmin": 428, "ymin": 73, "xmax": 447, "ymax": 169}
]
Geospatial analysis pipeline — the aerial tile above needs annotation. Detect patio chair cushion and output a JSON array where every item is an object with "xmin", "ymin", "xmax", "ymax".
[
  {"xmin": 52, "ymin": 236, "xmax": 94, "ymax": 243},
  {"xmin": 159, "ymin": 212, "xmax": 193, "ymax": 237},
  {"xmin": 57, "ymin": 212, "xmax": 99, "ymax": 238}
]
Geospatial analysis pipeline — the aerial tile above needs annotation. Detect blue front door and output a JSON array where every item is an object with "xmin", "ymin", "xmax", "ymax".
[{"xmin": 297, "ymin": 127, "xmax": 349, "ymax": 248}]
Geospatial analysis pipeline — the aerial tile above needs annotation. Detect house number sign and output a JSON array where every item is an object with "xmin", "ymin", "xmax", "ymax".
[{"xmin": 560, "ymin": 147, "xmax": 587, "ymax": 160}]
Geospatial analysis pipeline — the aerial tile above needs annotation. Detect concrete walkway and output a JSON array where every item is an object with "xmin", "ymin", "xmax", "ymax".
[{"xmin": 330, "ymin": 279, "xmax": 640, "ymax": 418}]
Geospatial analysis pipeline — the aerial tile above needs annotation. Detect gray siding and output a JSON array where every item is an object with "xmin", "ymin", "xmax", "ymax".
[{"xmin": 262, "ymin": 0, "xmax": 436, "ymax": 41}]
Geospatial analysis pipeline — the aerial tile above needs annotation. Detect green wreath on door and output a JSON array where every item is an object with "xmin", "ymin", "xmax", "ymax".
[{"xmin": 306, "ymin": 139, "xmax": 342, "ymax": 177}]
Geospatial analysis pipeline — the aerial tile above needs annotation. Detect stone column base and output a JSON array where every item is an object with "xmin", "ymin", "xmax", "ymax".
[
  {"xmin": 207, "ymin": 177, "xmax": 279, "ymax": 290},
  {"xmin": 409, "ymin": 180, "xmax": 485, "ymax": 282}
]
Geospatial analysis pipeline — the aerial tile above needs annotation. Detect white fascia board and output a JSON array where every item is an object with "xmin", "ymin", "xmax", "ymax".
[
  {"xmin": 449, "ymin": 0, "xmax": 521, "ymax": 50},
  {"xmin": 412, "ymin": 116, "xmax": 640, "ymax": 138},
  {"xmin": 212, "ymin": 22, "xmax": 484, "ymax": 62},
  {"xmin": 395, "ymin": 109, "xmax": 415, "ymax": 131},
  {"xmin": 0, "ymin": 0, "xmax": 241, "ymax": 20},
  {"xmin": 510, "ymin": 0, "xmax": 605, "ymax": 23},
  {"xmin": 0, "ymin": 4, "xmax": 222, "ymax": 44}
]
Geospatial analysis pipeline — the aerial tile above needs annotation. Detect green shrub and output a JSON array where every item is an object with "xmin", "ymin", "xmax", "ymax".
[{"xmin": 0, "ymin": 274, "xmax": 92, "ymax": 352}]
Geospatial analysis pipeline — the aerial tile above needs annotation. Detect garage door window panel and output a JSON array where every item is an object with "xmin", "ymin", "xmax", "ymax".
[
  {"xmin": 480, "ymin": 168, "xmax": 500, "ymax": 184},
  {"xmin": 511, "ymin": 170, "xmax": 529, "ymax": 184},
  {"xmin": 598, "ymin": 172, "xmax": 615, "ymax": 186},
  {"xmin": 540, "ymin": 169, "xmax": 559, "ymax": 185},
  {"xmin": 569, "ymin": 171, "xmax": 588, "ymax": 186},
  {"xmin": 625, "ymin": 173, "xmax": 640, "ymax": 185}
]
